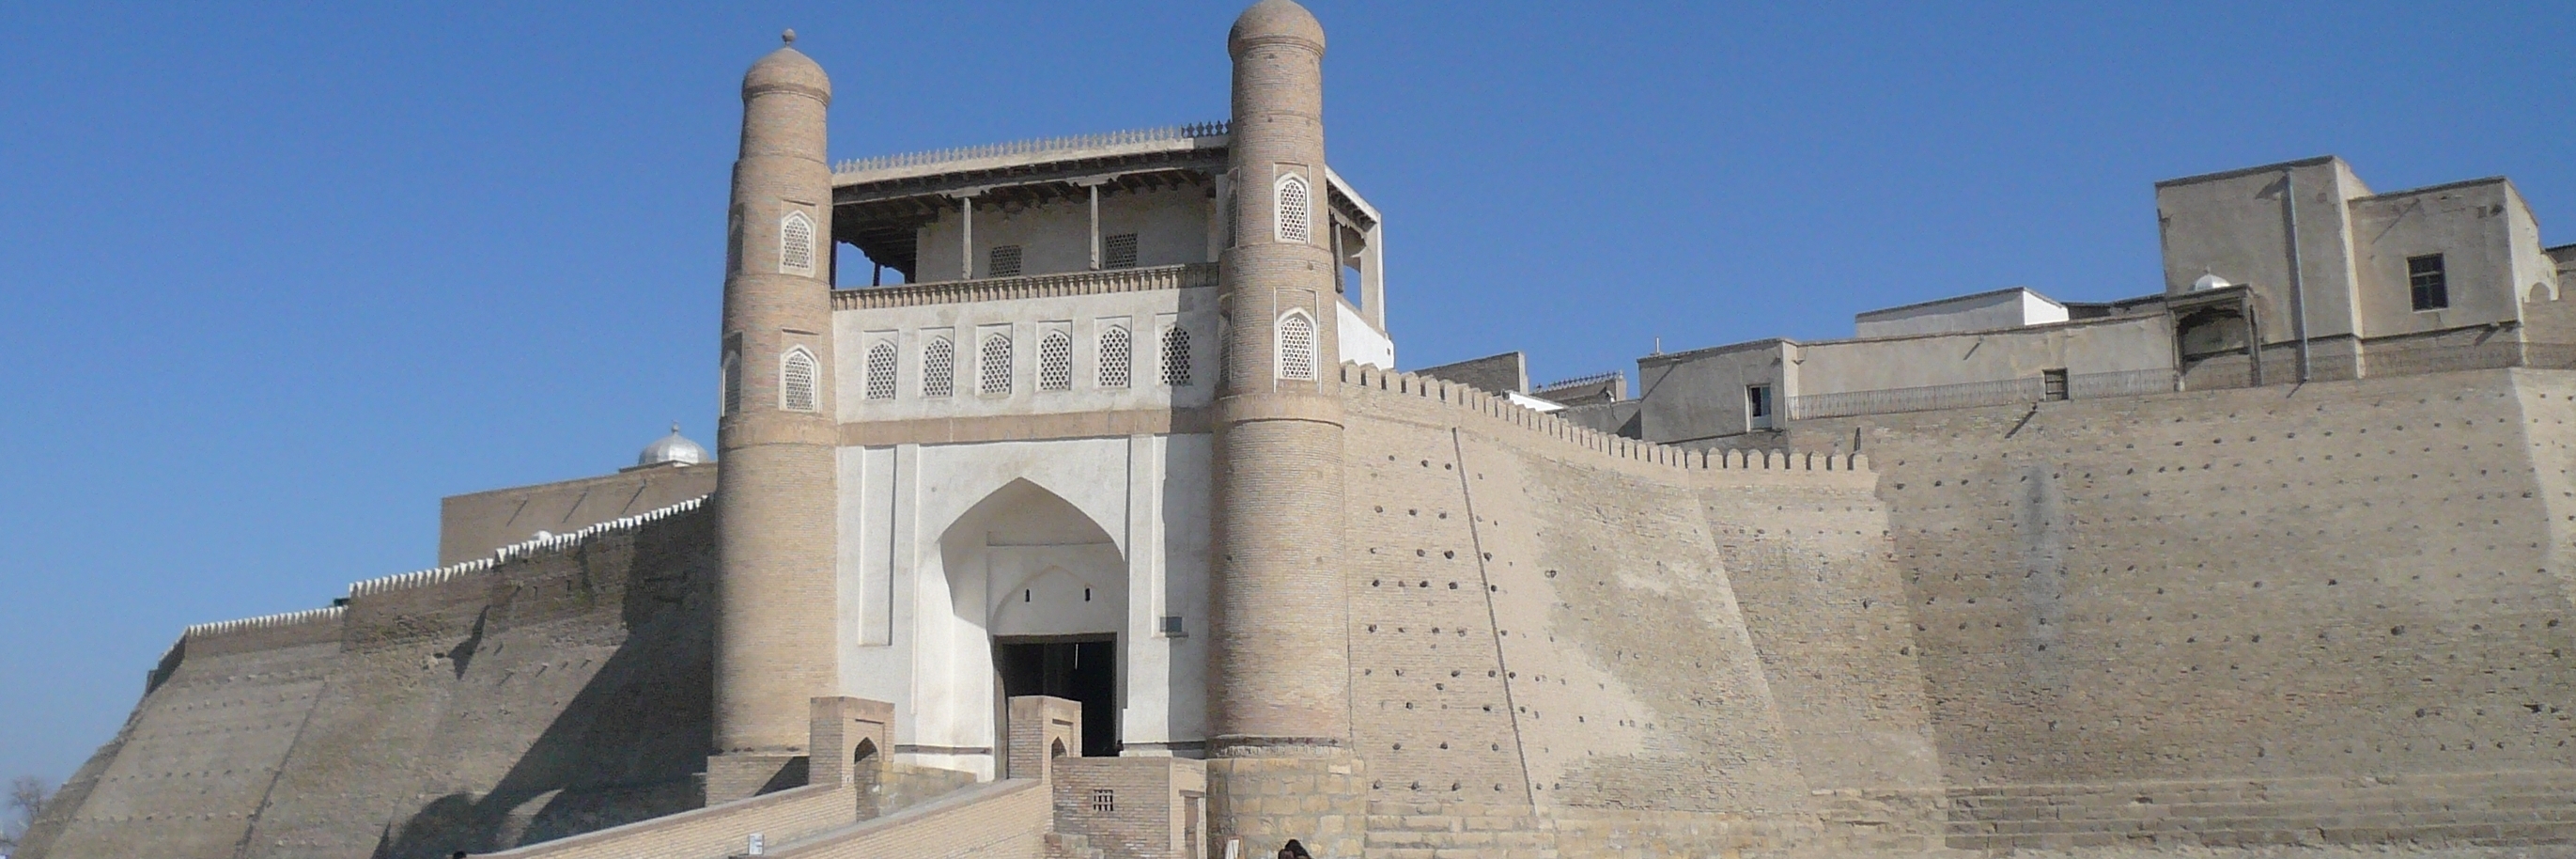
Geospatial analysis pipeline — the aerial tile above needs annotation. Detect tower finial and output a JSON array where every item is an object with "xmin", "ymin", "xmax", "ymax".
[
  {"xmin": 672, "ymin": 421, "xmax": 683, "ymax": 435},
  {"xmin": 782, "ymin": 28, "xmax": 796, "ymax": 45}
]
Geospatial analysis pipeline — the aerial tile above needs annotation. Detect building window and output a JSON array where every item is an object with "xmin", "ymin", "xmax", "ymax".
[
  {"xmin": 2041, "ymin": 368, "xmax": 2069, "ymax": 401},
  {"xmin": 781, "ymin": 347, "xmax": 819, "ymax": 412},
  {"xmin": 923, "ymin": 337, "xmax": 955, "ymax": 398},
  {"xmin": 1274, "ymin": 173, "xmax": 1312, "ymax": 245},
  {"xmin": 779, "ymin": 211, "xmax": 815, "ymax": 275},
  {"xmin": 865, "ymin": 341, "xmax": 897, "ymax": 400},
  {"xmin": 1160, "ymin": 326, "xmax": 1192, "ymax": 386},
  {"xmin": 980, "ymin": 333, "xmax": 1014, "ymax": 394},
  {"xmin": 1038, "ymin": 331, "xmax": 1073, "ymax": 391},
  {"xmin": 1091, "ymin": 789, "xmax": 1116, "ymax": 813},
  {"xmin": 2409, "ymin": 254, "xmax": 2448, "ymax": 311},
  {"xmin": 1276, "ymin": 311, "xmax": 1316, "ymax": 381},
  {"xmin": 725, "ymin": 208, "xmax": 744, "ymax": 273},
  {"xmin": 1103, "ymin": 233, "xmax": 1140, "ymax": 270},
  {"xmin": 722, "ymin": 350, "xmax": 742, "ymax": 415},
  {"xmin": 988, "ymin": 244, "xmax": 1022, "ymax": 278},
  {"xmin": 1099, "ymin": 326, "xmax": 1133, "ymax": 388},
  {"xmin": 1746, "ymin": 383, "xmax": 1773, "ymax": 430}
]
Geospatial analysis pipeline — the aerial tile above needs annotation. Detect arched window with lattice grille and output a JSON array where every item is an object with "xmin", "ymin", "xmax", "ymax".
[
  {"xmin": 1098, "ymin": 326, "xmax": 1132, "ymax": 388},
  {"xmin": 1038, "ymin": 331, "xmax": 1073, "ymax": 391},
  {"xmin": 1159, "ymin": 326, "xmax": 1191, "ymax": 386},
  {"xmin": 923, "ymin": 337, "xmax": 955, "ymax": 398},
  {"xmin": 864, "ymin": 341, "xmax": 896, "ymax": 400},
  {"xmin": 779, "ymin": 211, "xmax": 815, "ymax": 275},
  {"xmin": 980, "ymin": 334, "xmax": 1014, "ymax": 394},
  {"xmin": 1274, "ymin": 173, "xmax": 1311, "ymax": 245},
  {"xmin": 722, "ymin": 350, "xmax": 742, "ymax": 414},
  {"xmin": 1276, "ymin": 311, "xmax": 1315, "ymax": 381},
  {"xmin": 781, "ymin": 347, "xmax": 820, "ymax": 412}
]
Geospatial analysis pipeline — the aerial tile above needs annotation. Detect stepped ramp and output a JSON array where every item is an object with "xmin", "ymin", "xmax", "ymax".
[
  {"xmin": 762, "ymin": 778, "xmax": 1050, "ymax": 859},
  {"xmin": 474, "ymin": 782, "xmax": 859, "ymax": 859}
]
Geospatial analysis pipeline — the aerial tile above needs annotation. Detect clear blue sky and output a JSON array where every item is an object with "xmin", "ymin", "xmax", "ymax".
[{"xmin": 3, "ymin": 2, "xmax": 2569, "ymax": 784}]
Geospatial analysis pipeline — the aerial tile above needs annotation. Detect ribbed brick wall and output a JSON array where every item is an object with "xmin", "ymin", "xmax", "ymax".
[
  {"xmin": 1945, "ymin": 771, "xmax": 2576, "ymax": 851},
  {"xmin": 1333, "ymin": 361, "xmax": 1924, "ymax": 855},
  {"xmin": 1777, "ymin": 367, "xmax": 2576, "ymax": 850},
  {"xmin": 27, "ymin": 502, "xmax": 717, "ymax": 859}
]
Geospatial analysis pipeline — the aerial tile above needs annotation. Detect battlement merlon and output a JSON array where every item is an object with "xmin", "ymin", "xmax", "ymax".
[{"xmin": 828, "ymin": 124, "xmax": 1388, "ymax": 336}]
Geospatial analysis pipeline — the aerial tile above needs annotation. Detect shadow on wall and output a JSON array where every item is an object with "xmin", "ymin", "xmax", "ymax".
[{"xmin": 372, "ymin": 517, "xmax": 718, "ymax": 859}]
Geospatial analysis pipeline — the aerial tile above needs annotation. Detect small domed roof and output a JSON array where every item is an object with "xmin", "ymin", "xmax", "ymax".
[
  {"xmin": 744, "ymin": 30, "xmax": 831, "ymax": 101},
  {"xmin": 638, "ymin": 423, "xmax": 708, "ymax": 468},
  {"xmin": 1230, "ymin": 0, "xmax": 1325, "ymax": 56}
]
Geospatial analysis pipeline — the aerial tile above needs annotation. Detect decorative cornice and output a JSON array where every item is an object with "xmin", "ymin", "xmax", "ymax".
[{"xmin": 832, "ymin": 263, "xmax": 1218, "ymax": 311}]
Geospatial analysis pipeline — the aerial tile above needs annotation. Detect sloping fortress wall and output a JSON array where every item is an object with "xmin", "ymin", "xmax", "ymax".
[
  {"xmin": 23, "ymin": 500, "xmax": 718, "ymax": 859},
  {"xmin": 1333, "ymin": 365, "xmax": 1948, "ymax": 856},
  {"xmin": 1782, "ymin": 368, "xmax": 2576, "ymax": 851}
]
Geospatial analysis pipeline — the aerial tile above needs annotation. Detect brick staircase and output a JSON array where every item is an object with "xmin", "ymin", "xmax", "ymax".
[
  {"xmin": 1944, "ymin": 771, "xmax": 2576, "ymax": 851},
  {"xmin": 1361, "ymin": 800, "xmax": 1560, "ymax": 859}
]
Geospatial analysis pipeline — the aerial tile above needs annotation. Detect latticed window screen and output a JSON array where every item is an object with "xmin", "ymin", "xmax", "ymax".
[
  {"xmin": 1274, "ymin": 174, "xmax": 1312, "ymax": 245},
  {"xmin": 780, "ymin": 211, "xmax": 815, "ymax": 273},
  {"xmin": 923, "ymin": 337, "xmax": 955, "ymax": 398},
  {"xmin": 1277, "ymin": 312, "xmax": 1316, "ymax": 381},
  {"xmin": 865, "ymin": 342, "xmax": 897, "ymax": 400},
  {"xmin": 1091, "ymin": 789, "xmax": 1115, "ymax": 813},
  {"xmin": 980, "ymin": 334, "xmax": 1014, "ymax": 393},
  {"xmin": 722, "ymin": 351, "xmax": 742, "ymax": 414},
  {"xmin": 988, "ymin": 244, "xmax": 1022, "ymax": 277},
  {"xmin": 781, "ymin": 348, "xmax": 819, "ymax": 412},
  {"xmin": 1098, "ymin": 326, "xmax": 1132, "ymax": 388},
  {"xmin": 1102, "ymin": 233, "xmax": 1140, "ymax": 269},
  {"xmin": 1159, "ymin": 326, "xmax": 1192, "ymax": 386},
  {"xmin": 1038, "ymin": 331, "xmax": 1073, "ymax": 391}
]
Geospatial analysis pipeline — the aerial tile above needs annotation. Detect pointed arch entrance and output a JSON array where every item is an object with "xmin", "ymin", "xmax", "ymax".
[{"xmin": 937, "ymin": 478, "xmax": 1127, "ymax": 766}]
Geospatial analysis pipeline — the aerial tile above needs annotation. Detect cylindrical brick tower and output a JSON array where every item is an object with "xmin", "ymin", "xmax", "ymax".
[
  {"xmin": 708, "ymin": 31, "xmax": 841, "ymax": 803},
  {"xmin": 1207, "ymin": 2, "xmax": 1366, "ymax": 853}
]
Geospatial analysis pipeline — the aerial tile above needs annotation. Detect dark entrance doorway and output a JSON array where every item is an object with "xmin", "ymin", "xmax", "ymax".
[{"xmin": 997, "ymin": 636, "xmax": 1118, "ymax": 757}]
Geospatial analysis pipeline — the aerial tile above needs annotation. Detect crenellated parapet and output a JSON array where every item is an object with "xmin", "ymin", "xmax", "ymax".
[
  {"xmin": 180, "ymin": 605, "xmax": 345, "ymax": 642},
  {"xmin": 349, "ymin": 494, "xmax": 708, "ymax": 599},
  {"xmin": 172, "ymin": 493, "xmax": 712, "ymax": 653},
  {"xmin": 1338, "ymin": 362, "xmax": 1871, "ymax": 482}
]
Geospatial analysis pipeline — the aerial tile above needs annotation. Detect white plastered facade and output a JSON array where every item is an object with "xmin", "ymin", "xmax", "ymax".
[{"xmin": 830, "ymin": 287, "xmax": 1224, "ymax": 777}]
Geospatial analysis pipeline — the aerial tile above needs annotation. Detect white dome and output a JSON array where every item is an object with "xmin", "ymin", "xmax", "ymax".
[{"xmin": 638, "ymin": 423, "xmax": 708, "ymax": 467}]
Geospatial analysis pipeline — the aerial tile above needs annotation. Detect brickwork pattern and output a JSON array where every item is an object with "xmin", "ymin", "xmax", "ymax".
[
  {"xmin": 1777, "ymin": 367, "xmax": 2576, "ymax": 850},
  {"xmin": 1944, "ymin": 770, "xmax": 2576, "ymax": 851},
  {"xmin": 1703, "ymin": 481, "xmax": 1945, "ymax": 795},
  {"xmin": 28, "ymin": 505, "xmax": 718, "ymax": 859},
  {"xmin": 1053, "ymin": 757, "xmax": 1207, "ymax": 859},
  {"xmin": 1205, "ymin": 755, "xmax": 1368, "ymax": 859},
  {"xmin": 1344, "ymin": 422, "xmax": 1528, "ymax": 803},
  {"xmin": 22, "ymin": 639, "xmax": 339, "ymax": 859},
  {"xmin": 1330, "ymin": 362, "xmax": 1933, "ymax": 855},
  {"xmin": 713, "ymin": 40, "xmax": 843, "ymax": 778}
]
